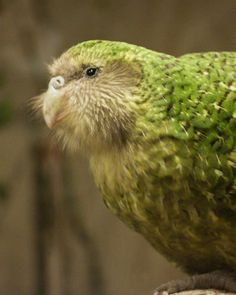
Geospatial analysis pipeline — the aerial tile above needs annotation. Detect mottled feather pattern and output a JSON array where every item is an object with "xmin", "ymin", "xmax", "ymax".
[
  {"xmin": 39, "ymin": 41, "xmax": 236, "ymax": 275},
  {"xmin": 89, "ymin": 44, "xmax": 236, "ymax": 274}
]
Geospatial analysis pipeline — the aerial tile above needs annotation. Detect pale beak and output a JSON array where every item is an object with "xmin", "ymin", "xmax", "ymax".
[
  {"xmin": 43, "ymin": 76, "xmax": 65, "ymax": 129},
  {"xmin": 44, "ymin": 111, "xmax": 57, "ymax": 129}
]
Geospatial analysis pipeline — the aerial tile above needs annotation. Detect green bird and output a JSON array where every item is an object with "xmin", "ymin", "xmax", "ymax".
[{"xmin": 36, "ymin": 40, "xmax": 236, "ymax": 293}]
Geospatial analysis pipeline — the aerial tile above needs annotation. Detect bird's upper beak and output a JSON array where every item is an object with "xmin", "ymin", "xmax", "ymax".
[{"xmin": 43, "ymin": 76, "xmax": 66, "ymax": 129}]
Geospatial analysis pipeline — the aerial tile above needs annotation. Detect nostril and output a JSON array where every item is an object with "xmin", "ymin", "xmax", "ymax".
[{"xmin": 49, "ymin": 76, "xmax": 65, "ymax": 90}]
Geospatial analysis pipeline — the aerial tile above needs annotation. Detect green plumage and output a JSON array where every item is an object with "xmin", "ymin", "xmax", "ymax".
[
  {"xmin": 45, "ymin": 41, "xmax": 236, "ymax": 275},
  {"xmin": 86, "ymin": 42, "xmax": 236, "ymax": 274}
]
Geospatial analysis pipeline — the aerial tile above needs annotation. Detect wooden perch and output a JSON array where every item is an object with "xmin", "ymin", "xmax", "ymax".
[{"xmin": 171, "ymin": 290, "xmax": 236, "ymax": 295}]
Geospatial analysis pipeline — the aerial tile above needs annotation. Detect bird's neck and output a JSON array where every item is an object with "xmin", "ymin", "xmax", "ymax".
[{"xmin": 89, "ymin": 143, "xmax": 134, "ymax": 195}]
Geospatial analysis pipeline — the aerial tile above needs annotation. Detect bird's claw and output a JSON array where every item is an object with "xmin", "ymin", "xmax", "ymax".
[{"xmin": 154, "ymin": 278, "xmax": 192, "ymax": 294}]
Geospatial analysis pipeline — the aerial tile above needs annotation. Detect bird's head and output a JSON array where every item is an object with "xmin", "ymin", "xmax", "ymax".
[{"xmin": 36, "ymin": 40, "xmax": 145, "ymax": 153}]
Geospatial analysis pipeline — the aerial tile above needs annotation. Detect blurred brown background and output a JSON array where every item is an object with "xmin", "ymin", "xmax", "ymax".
[{"xmin": 0, "ymin": 0, "xmax": 235, "ymax": 294}]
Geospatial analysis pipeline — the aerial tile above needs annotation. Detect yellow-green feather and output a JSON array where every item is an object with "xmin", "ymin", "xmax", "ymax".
[{"xmin": 69, "ymin": 41, "xmax": 236, "ymax": 274}]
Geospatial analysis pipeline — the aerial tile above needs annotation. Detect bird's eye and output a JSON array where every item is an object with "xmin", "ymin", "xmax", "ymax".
[{"xmin": 85, "ymin": 67, "xmax": 98, "ymax": 77}]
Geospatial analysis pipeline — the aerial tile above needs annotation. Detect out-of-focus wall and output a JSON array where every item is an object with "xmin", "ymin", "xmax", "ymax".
[{"xmin": 0, "ymin": 0, "xmax": 235, "ymax": 294}]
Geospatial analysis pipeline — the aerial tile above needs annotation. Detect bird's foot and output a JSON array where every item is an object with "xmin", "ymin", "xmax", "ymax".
[{"xmin": 153, "ymin": 271, "xmax": 236, "ymax": 294}]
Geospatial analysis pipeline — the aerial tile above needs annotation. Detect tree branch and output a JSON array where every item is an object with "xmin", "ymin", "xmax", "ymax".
[{"xmin": 173, "ymin": 290, "xmax": 236, "ymax": 295}]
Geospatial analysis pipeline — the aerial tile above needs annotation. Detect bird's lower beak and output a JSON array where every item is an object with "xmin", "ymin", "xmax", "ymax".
[
  {"xmin": 44, "ymin": 111, "xmax": 57, "ymax": 129},
  {"xmin": 43, "ymin": 108, "xmax": 69, "ymax": 129}
]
